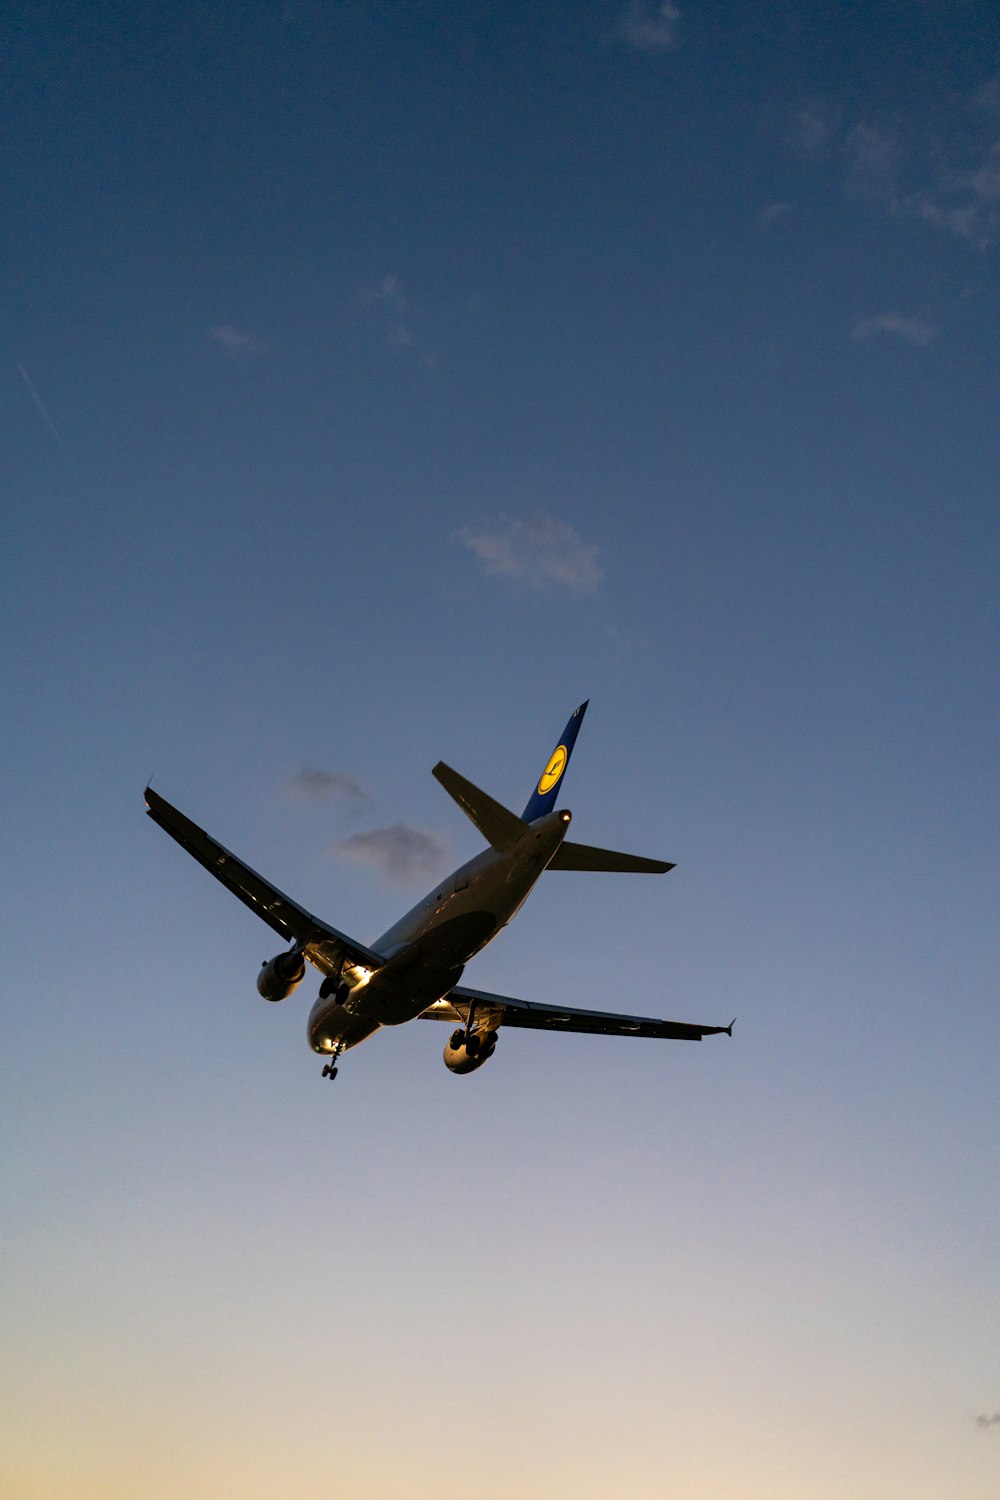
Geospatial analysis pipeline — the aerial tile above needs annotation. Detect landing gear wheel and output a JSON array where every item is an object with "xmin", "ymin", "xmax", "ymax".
[
  {"xmin": 465, "ymin": 1034, "xmax": 481, "ymax": 1058},
  {"xmin": 320, "ymin": 973, "xmax": 351, "ymax": 1002}
]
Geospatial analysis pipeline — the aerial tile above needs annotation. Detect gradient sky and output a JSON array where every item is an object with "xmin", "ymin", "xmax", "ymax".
[{"xmin": 2, "ymin": 3, "xmax": 999, "ymax": 1497}]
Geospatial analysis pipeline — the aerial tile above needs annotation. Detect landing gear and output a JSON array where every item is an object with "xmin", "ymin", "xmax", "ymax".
[
  {"xmin": 321, "ymin": 1042, "xmax": 344, "ymax": 1080},
  {"xmin": 449, "ymin": 1024, "xmax": 498, "ymax": 1061},
  {"xmin": 318, "ymin": 974, "xmax": 349, "ymax": 1004}
]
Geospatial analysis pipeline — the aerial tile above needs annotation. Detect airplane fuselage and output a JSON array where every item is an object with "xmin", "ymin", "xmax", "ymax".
[{"xmin": 307, "ymin": 809, "xmax": 572, "ymax": 1055}]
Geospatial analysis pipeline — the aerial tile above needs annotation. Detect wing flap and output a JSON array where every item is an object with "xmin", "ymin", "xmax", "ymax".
[
  {"xmin": 420, "ymin": 983, "xmax": 733, "ymax": 1040},
  {"xmin": 548, "ymin": 839, "xmax": 675, "ymax": 874},
  {"xmin": 144, "ymin": 787, "xmax": 383, "ymax": 976}
]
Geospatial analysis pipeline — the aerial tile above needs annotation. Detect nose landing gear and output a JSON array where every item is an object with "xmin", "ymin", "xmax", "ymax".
[{"xmin": 321, "ymin": 1042, "xmax": 345, "ymax": 1080}]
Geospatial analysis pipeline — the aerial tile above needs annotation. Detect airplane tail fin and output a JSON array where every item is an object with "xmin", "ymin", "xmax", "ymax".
[{"xmin": 521, "ymin": 701, "xmax": 589, "ymax": 822}]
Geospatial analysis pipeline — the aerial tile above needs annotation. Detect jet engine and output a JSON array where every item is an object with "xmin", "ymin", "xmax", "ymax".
[
  {"xmin": 257, "ymin": 949, "xmax": 306, "ymax": 1002},
  {"xmin": 443, "ymin": 1028, "xmax": 498, "ymax": 1075}
]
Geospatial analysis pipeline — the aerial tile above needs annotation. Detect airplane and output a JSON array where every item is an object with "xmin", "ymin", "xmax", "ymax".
[{"xmin": 144, "ymin": 701, "xmax": 733, "ymax": 1081}]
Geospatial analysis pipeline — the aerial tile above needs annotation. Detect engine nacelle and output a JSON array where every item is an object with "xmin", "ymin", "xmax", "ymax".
[
  {"xmin": 443, "ymin": 1028, "xmax": 498, "ymax": 1075},
  {"xmin": 257, "ymin": 950, "xmax": 306, "ymax": 1002}
]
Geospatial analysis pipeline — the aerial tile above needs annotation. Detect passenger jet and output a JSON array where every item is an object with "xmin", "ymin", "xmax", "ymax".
[{"xmin": 145, "ymin": 702, "xmax": 732, "ymax": 1080}]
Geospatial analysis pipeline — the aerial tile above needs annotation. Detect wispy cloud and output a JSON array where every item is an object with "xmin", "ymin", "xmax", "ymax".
[
  {"xmin": 852, "ymin": 312, "xmax": 936, "ymax": 346},
  {"xmin": 843, "ymin": 120, "xmax": 902, "ymax": 201},
  {"xmin": 456, "ymin": 512, "xmax": 603, "ymax": 595},
  {"xmin": 758, "ymin": 201, "xmax": 792, "ymax": 227},
  {"xmin": 209, "ymin": 325, "xmax": 265, "ymax": 355},
  {"xmin": 17, "ymin": 363, "xmax": 63, "ymax": 446},
  {"xmin": 791, "ymin": 82, "xmax": 1000, "ymax": 249},
  {"xmin": 621, "ymin": 1, "xmax": 681, "ymax": 53},
  {"xmin": 789, "ymin": 97, "xmax": 840, "ymax": 160},
  {"xmin": 973, "ymin": 73, "xmax": 1000, "ymax": 113},
  {"xmin": 365, "ymin": 274, "xmax": 430, "ymax": 359},
  {"xmin": 372, "ymin": 273, "xmax": 405, "ymax": 308},
  {"xmin": 975, "ymin": 1411, "xmax": 1000, "ymax": 1431},
  {"xmin": 285, "ymin": 769, "xmax": 370, "ymax": 807},
  {"xmin": 334, "ymin": 822, "xmax": 451, "ymax": 884},
  {"xmin": 897, "ymin": 130, "xmax": 1000, "ymax": 247}
]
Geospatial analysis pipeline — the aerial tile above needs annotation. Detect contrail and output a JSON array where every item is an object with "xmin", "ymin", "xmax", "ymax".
[{"xmin": 17, "ymin": 363, "xmax": 63, "ymax": 446}]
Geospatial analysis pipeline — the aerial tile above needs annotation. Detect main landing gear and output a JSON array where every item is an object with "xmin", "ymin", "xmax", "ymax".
[
  {"xmin": 449, "ymin": 1027, "xmax": 498, "ymax": 1061},
  {"xmin": 318, "ymin": 974, "xmax": 350, "ymax": 1004},
  {"xmin": 443, "ymin": 1017, "xmax": 499, "ymax": 1074},
  {"xmin": 321, "ymin": 1042, "xmax": 345, "ymax": 1080}
]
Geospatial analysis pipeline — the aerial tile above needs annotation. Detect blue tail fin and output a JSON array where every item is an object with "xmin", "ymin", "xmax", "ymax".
[{"xmin": 521, "ymin": 701, "xmax": 589, "ymax": 822}]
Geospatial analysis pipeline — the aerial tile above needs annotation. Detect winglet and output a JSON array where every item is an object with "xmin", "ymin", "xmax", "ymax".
[{"xmin": 726, "ymin": 1018, "xmax": 736, "ymax": 1036}]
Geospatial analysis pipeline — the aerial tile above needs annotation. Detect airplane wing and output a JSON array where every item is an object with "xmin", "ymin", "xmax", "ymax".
[
  {"xmin": 144, "ymin": 787, "xmax": 384, "ymax": 977},
  {"xmin": 420, "ymin": 984, "xmax": 733, "ymax": 1041}
]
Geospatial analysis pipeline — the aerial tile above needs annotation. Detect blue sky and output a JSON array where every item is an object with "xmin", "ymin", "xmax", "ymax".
[{"xmin": 2, "ymin": 3, "xmax": 999, "ymax": 1496}]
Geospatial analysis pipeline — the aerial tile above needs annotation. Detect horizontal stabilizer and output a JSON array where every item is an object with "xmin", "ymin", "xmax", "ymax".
[
  {"xmin": 548, "ymin": 839, "xmax": 675, "ymax": 874},
  {"xmin": 432, "ymin": 762, "xmax": 528, "ymax": 851}
]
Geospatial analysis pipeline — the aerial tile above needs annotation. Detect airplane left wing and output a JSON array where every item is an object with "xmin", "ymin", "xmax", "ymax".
[
  {"xmin": 144, "ymin": 787, "xmax": 384, "ymax": 977},
  {"xmin": 420, "ymin": 984, "xmax": 733, "ymax": 1041}
]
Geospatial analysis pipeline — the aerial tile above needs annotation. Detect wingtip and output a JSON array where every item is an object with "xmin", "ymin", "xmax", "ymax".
[{"xmin": 726, "ymin": 1018, "xmax": 736, "ymax": 1036}]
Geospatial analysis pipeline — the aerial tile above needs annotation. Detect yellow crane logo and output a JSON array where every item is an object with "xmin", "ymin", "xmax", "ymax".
[{"xmin": 537, "ymin": 745, "xmax": 568, "ymax": 795}]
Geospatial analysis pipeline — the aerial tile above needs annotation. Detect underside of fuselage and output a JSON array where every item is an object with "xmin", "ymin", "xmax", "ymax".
[{"xmin": 307, "ymin": 810, "xmax": 571, "ymax": 1055}]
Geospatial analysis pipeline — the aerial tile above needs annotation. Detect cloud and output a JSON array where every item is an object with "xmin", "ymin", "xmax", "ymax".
[
  {"xmin": 372, "ymin": 273, "xmax": 405, "ymax": 308},
  {"xmin": 843, "ymin": 120, "xmax": 902, "ymax": 201},
  {"xmin": 334, "ymin": 822, "xmax": 451, "ymax": 884},
  {"xmin": 621, "ymin": 1, "xmax": 681, "ymax": 53},
  {"xmin": 789, "ymin": 97, "xmax": 840, "ymax": 159},
  {"xmin": 967, "ymin": 140, "xmax": 1000, "ymax": 202},
  {"xmin": 790, "ymin": 82, "xmax": 1000, "ymax": 249},
  {"xmin": 901, "ymin": 191, "xmax": 988, "ymax": 247},
  {"xmin": 852, "ymin": 312, "xmax": 936, "ymax": 346},
  {"xmin": 975, "ymin": 1411, "xmax": 1000, "ymax": 1431},
  {"xmin": 899, "ymin": 135, "xmax": 1000, "ymax": 247},
  {"xmin": 365, "ymin": 274, "xmax": 431, "ymax": 357},
  {"xmin": 456, "ymin": 512, "xmax": 603, "ymax": 594},
  {"xmin": 758, "ymin": 201, "xmax": 792, "ymax": 227},
  {"xmin": 973, "ymin": 74, "xmax": 1000, "ymax": 113},
  {"xmin": 17, "ymin": 363, "xmax": 63, "ymax": 446},
  {"xmin": 285, "ymin": 769, "xmax": 370, "ymax": 807},
  {"xmin": 209, "ymin": 325, "xmax": 264, "ymax": 355}
]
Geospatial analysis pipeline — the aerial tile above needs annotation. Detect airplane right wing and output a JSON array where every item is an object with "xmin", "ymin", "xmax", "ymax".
[
  {"xmin": 421, "ymin": 984, "xmax": 733, "ymax": 1041},
  {"xmin": 144, "ymin": 787, "xmax": 384, "ymax": 978}
]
